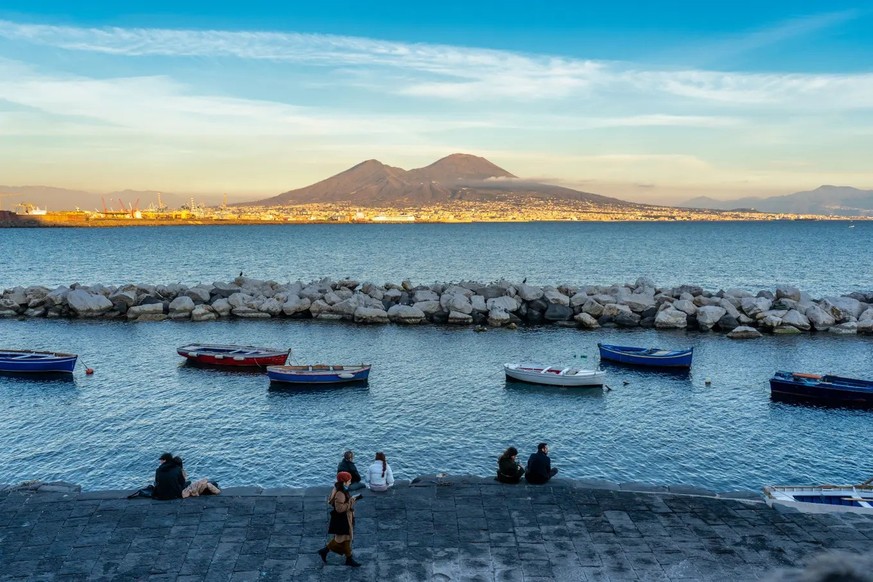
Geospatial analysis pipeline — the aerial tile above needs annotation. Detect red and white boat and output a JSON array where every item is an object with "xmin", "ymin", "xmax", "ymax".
[{"xmin": 177, "ymin": 344, "xmax": 290, "ymax": 368}]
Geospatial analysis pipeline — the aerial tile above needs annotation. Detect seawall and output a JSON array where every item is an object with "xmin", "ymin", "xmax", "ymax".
[{"xmin": 2, "ymin": 276, "xmax": 872, "ymax": 337}]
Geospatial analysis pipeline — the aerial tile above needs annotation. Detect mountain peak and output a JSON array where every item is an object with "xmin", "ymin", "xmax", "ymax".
[{"xmin": 408, "ymin": 153, "xmax": 516, "ymax": 183}]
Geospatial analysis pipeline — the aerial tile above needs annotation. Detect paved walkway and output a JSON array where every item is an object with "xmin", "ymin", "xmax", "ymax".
[{"xmin": 2, "ymin": 476, "xmax": 872, "ymax": 581}]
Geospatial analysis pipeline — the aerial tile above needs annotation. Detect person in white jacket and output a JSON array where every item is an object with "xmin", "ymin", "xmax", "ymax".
[{"xmin": 366, "ymin": 452, "xmax": 394, "ymax": 492}]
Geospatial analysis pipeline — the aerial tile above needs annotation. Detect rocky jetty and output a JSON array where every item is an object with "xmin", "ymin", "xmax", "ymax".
[{"xmin": 2, "ymin": 276, "xmax": 873, "ymax": 336}]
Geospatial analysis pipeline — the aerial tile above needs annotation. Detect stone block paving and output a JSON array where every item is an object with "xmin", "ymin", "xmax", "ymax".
[{"xmin": 1, "ymin": 477, "xmax": 872, "ymax": 581}]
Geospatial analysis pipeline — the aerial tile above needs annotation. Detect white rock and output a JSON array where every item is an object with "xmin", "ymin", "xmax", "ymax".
[
  {"xmin": 233, "ymin": 307, "xmax": 271, "ymax": 318},
  {"xmin": 169, "ymin": 296, "xmax": 195, "ymax": 314},
  {"xmin": 185, "ymin": 287, "xmax": 212, "ymax": 303},
  {"xmin": 602, "ymin": 303, "xmax": 632, "ymax": 318},
  {"xmin": 487, "ymin": 308, "xmax": 511, "ymax": 327},
  {"xmin": 804, "ymin": 305, "xmax": 836, "ymax": 330},
  {"xmin": 582, "ymin": 299, "xmax": 604, "ymax": 317},
  {"xmin": 109, "ymin": 289, "xmax": 137, "ymax": 308},
  {"xmin": 727, "ymin": 325, "xmax": 763, "ymax": 339},
  {"xmin": 228, "ymin": 292, "xmax": 255, "ymax": 309},
  {"xmin": 828, "ymin": 322, "xmax": 858, "ymax": 334},
  {"xmin": 486, "ymin": 296, "xmax": 519, "ymax": 312},
  {"xmin": 781, "ymin": 309, "xmax": 811, "ymax": 331},
  {"xmin": 717, "ymin": 298, "xmax": 741, "ymax": 319},
  {"xmin": 447, "ymin": 310, "xmax": 473, "ymax": 324},
  {"xmin": 383, "ymin": 289, "xmax": 402, "ymax": 301},
  {"xmin": 574, "ymin": 312, "xmax": 600, "ymax": 329},
  {"xmin": 471, "ymin": 295, "xmax": 487, "ymax": 312},
  {"xmin": 413, "ymin": 289, "xmax": 440, "ymax": 302},
  {"xmin": 516, "ymin": 284, "xmax": 543, "ymax": 301},
  {"xmin": 543, "ymin": 289, "xmax": 570, "ymax": 306},
  {"xmin": 673, "ymin": 299, "xmax": 697, "ymax": 315},
  {"xmin": 211, "ymin": 298, "xmax": 232, "ymax": 316},
  {"xmin": 821, "ymin": 296, "xmax": 865, "ymax": 320},
  {"xmin": 413, "ymin": 300, "xmax": 442, "ymax": 315},
  {"xmin": 126, "ymin": 303, "xmax": 164, "ymax": 319},
  {"xmin": 442, "ymin": 293, "xmax": 473, "ymax": 314},
  {"xmin": 67, "ymin": 289, "xmax": 114, "ymax": 316},
  {"xmin": 740, "ymin": 297, "xmax": 771, "ymax": 318},
  {"xmin": 354, "ymin": 306, "xmax": 389, "ymax": 324},
  {"xmin": 569, "ymin": 293, "xmax": 588, "ymax": 308},
  {"xmin": 625, "ymin": 294, "xmax": 655, "ymax": 313},
  {"xmin": 655, "ymin": 306, "xmax": 687, "ymax": 329},
  {"xmin": 191, "ymin": 305, "xmax": 218, "ymax": 321},
  {"xmin": 259, "ymin": 298, "xmax": 284, "ymax": 316},
  {"xmin": 775, "ymin": 286, "xmax": 801, "ymax": 301},
  {"xmin": 724, "ymin": 288, "xmax": 754, "ymax": 299},
  {"xmin": 282, "ymin": 296, "xmax": 311, "ymax": 316},
  {"xmin": 387, "ymin": 304, "xmax": 425, "ymax": 324}
]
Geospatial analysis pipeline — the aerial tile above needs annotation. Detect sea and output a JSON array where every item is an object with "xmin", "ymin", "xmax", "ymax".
[{"xmin": 1, "ymin": 221, "xmax": 872, "ymax": 492}]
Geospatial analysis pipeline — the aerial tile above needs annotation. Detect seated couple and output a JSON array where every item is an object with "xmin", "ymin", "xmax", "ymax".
[
  {"xmin": 337, "ymin": 450, "xmax": 395, "ymax": 491},
  {"xmin": 497, "ymin": 443, "xmax": 558, "ymax": 485},
  {"xmin": 153, "ymin": 452, "xmax": 221, "ymax": 500}
]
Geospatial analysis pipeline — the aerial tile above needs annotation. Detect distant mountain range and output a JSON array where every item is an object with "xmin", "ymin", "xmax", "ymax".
[
  {"xmin": 681, "ymin": 186, "xmax": 873, "ymax": 217},
  {"xmin": 247, "ymin": 153, "xmax": 637, "ymax": 208}
]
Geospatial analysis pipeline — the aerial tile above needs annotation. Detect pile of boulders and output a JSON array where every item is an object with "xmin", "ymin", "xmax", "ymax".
[{"xmin": 2, "ymin": 276, "xmax": 872, "ymax": 336}]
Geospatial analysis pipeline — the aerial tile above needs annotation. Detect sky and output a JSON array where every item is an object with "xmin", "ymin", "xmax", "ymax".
[{"xmin": 1, "ymin": 1, "xmax": 873, "ymax": 205}]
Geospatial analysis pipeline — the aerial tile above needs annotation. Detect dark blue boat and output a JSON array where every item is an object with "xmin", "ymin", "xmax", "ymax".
[
  {"xmin": 0, "ymin": 349, "xmax": 78, "ymax": 374},
  {"xmin": 769, "ymin": 371, "xmax": 873, "ymax": 408},
  {"xmin": 597, "ymin": 343, "xmax": 693, "ymax": 368}
]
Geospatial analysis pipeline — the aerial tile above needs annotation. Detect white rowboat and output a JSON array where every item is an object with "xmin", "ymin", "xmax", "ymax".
[{"xmin": 504, "ymin": 363, "xmax": 606, "ymax": 387}]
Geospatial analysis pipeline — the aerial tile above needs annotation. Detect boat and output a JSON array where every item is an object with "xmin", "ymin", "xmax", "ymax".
[
  {"xmin": 0, "ymin": 349, "xmax": 78, "ymax": 373},
  {"xmin": 504, "ymin": 363, "xmax": 605, "ymax": 387},
  {"xmin": 764, "ymin": 480, "xmax": 873, "ymax": 514},
  {"xmin": 769, "ymin": 371, "xmax": 873, "ymax": 408},
  {"xmin": 597, "ymin": 343, "xmax": 693, "ymax": 368},
  {"xmin": 266, "ymin": 364, "xmax": 371, "ymax": 385},
  {"xmin": 176, "ymin": 344, "xmax": 290, "ymax": 368}
]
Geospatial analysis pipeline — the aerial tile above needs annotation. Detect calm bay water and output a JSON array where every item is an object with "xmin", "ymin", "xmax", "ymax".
[{"xmin": 1, "ymin": 221, "xmax": 872, "ymax": 492}]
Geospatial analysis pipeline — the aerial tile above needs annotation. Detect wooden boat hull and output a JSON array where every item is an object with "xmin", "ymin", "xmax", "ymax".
[
  {"xmin": 764, "ymin": 485, "xmax": 873, "ymax": 513},
  {"xmin": 597, "ymin": 343, "xmax": 692, "ymax": 368},
  {"xmin": 0, "ymin": 350, "xmax": 78, "ymax": 373},
  {"xmin": 177, "ymin": 344, "xmax": 289, "ymax": 368},
  {"xmin": 504, "ymin": 364, "xmax": 605, "ymax": 387},
  {"xmin": 267, "ymin": 364, "xmax": 371, "ymax": 384},
  {"xmin": 769, "ymin": 371, "xmax": 873, "ymax": 408}
]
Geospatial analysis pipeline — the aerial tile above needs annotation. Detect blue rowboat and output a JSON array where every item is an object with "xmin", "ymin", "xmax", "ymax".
[
  {"xmin": 266, "ymin": 364, "xmax": 371, "ymax": 385},
  {"xmin": 769, "ymin": 371, "xmax": 873, "ymax": 408},
  {"xmin": 597, "ymin": 343, "xmax": 693, "ymax": 368},
  {"xmin": 0, "ymin": 349, "xmax": 78, "ymax": 373}
]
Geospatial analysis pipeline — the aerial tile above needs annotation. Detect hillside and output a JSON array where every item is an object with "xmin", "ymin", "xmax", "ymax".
[
  {"xmin": 681, "ymin": 186, "xmax": 873, "ymax": 216},
  {"xmin": 248, "ymin": 153, "xmax": 637, "ymax": 208}
]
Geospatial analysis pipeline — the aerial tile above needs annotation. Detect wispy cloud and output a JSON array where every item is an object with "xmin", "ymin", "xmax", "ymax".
[{"xmin": 2, "ymin": 18, "xmax": 873, "ymax": 109}]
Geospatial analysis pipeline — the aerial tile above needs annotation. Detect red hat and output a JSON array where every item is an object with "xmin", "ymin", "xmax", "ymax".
[{"xmin": 337, "ymin": 471, "xmax": 353, "ymax": 482}]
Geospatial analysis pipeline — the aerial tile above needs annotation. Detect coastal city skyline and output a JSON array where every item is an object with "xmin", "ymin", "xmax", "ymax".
[{"xmin": 2, "ymin": 1, "xmax": 873, "ymax": 205}]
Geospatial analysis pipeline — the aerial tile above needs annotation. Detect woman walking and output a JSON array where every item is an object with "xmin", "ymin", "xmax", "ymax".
[
  {"xmin": 366, "ymin": 452, "xmax": 395, "ymax": 492},
  {"xmin": 317, "ymin": 471, "xmax": 362, "ymax": 567}
]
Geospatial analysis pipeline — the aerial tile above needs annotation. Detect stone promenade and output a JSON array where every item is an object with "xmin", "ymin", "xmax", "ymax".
[{"xmin": 2, "ymin": 476, "xmax": 873, "ymax": 581}]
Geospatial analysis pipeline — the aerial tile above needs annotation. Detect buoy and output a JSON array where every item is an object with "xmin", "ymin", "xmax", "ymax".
[
  {"xmin": 85, "ymin": 368, "xmax": 95, "ymax": 375},
  {"xmin": 705, "ymin": 377, "xmax": 711, "ymax": 385}
]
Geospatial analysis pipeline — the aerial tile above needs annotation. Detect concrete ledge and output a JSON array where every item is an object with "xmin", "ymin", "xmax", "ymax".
[
  {"xmin": 620, "ymin": 481, "xmax": 669, "ymax": 493},
  {"xmin": 220, "ymin": 486, "xmax": 264, "ymax": 496},
  {"xmin": 77, "ymin": 489, "xmax": 130, "ymax": 500},
  {"xmin": 719, "ymin": 490, "xmax": 765, "ymax": 501},
  {"xmin": 667, "ymin": 484, "xmax": 718, "ymax": 497},
  {"xmin": 261, "ymin": 487, "xmax": 304, "ymax": 496},
  {"xmin": 573, "ymin": 478, "xmax": 620, "ymax": 490}
]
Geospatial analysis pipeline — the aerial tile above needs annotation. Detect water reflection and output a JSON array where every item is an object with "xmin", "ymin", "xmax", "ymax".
[{"xmin": 267, "ymin": 380, "xmax": 370, "ymax": 395}]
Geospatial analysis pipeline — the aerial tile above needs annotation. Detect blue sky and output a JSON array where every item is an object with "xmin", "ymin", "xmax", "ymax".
[{"xmin": 1, "ymin": 1, "xmax": 872, "ymax": 203}]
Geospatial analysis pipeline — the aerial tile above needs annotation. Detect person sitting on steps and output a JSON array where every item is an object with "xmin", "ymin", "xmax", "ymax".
[
  {"xmin": 337, "ymin": 450, "xmax": 366, "ymax": 491},
  {"xmin": 525, "ymin": 442, "xmax": 558, "ymax": 484},
  {"xmin": 496, "ymin": 446, "xmax": 525, "ymax": 484}
]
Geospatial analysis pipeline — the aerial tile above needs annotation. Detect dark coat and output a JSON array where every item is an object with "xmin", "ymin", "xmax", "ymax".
[
  {"xmin": 153, "ymin": 460, "xmax": 185, "ymax": 500},
  {"xmin": 525, "ymin": 451, "xmax": 553, "ymax": 484},
  {"xmin": 497, "ymin": 456, "xmax": 525, "ymax": 484},
  {"xmin": 337, "ymin": 458, "xmax": 362, "ymax": 483}
]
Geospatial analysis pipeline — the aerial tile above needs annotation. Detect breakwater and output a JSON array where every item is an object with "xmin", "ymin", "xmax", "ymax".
[{"xmin": 3, "ymin": 276, "xmax": 873, "ymax": 335}]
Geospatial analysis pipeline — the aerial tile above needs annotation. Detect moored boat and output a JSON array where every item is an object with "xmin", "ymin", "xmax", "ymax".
[
  {"xmin": 769, "ymin": 371, "xmax": 873, "ymax": 407},
  {"xmin": 267, "ymin": 364, "xmax": 371, "ymax": 385},
  {"xmin": 177, "ymin": 344, "xmax": 290, "ymax": 368},
  {"xmin": 504, "ymin": 363, "xmax": 605, "ymax": 387},
  {"xmin": 0, "ymin": 349, "xmax": 78, "ymax": 373},
  {"xmin": 597, "ymin": 343, "xmax": 693, "ymax": 368},
  {"xmin": 764, "ymin": 481, "xmax": 873, "ymax": 514}
]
